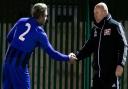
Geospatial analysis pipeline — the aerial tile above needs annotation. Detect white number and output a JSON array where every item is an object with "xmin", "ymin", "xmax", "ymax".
[{"xmin": 19, "ymin": 23, "xmax": 31, "ymax": 41}]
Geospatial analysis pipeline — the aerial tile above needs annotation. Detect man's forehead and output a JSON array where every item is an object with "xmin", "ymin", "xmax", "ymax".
[{"xmin": 94, "ymin": 7, "xmax": 104, "ymax": 12}]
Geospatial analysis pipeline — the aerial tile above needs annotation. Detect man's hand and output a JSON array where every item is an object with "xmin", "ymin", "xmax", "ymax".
[
  {"xmin": 115, "ymin": 65, "xmax": 123, "ymax": 77},
  {"xmin": 68, "ymin": 53, "xmax": 77, "ymax": 63}
]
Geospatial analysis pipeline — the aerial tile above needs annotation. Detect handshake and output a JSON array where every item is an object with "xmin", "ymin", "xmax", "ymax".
[{"xmin": 68, "ymin": 53, "xmax": 78, "ymax": 63}]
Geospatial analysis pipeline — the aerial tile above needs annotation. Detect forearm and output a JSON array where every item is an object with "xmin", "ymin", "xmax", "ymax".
[
  {"xmin": 117, "ymin": 43, "xmax": 127, "ymax": 67},
  {"xmin": 39, "ymin": 31, "xmax": 69, "ymax": 61},
  {"xmin": 45, "ymin": 48, "xmax": 69, "ymax": 61},
  {"xmin": 76, "ymin": 45, "xmax": 92, "ymax": 61}
]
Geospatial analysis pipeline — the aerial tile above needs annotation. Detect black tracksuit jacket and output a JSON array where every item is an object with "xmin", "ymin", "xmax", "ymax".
[{"xmin": 76, "ymin": 14, "xmax": 127, "ymax": 80}]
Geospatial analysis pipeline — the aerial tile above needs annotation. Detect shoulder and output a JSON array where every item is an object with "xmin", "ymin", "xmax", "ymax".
[
  {"xmin": 36, "ymin": 26, "xmax": 45, "ymax": 32},
  {"xmin": 108, "ymin": 19, "xmax": 125, "ymax": 34},
  {"xmin": 13, "ymin": 17, "xmax": 30, "ymax": 26},
  {"xmin": 108, "ymin": 18, "xmax": 120, "ymax": 27},
  {"xmin": 35, "ymin": 26, "xmax": 47, "ymax": 36},
  {"xmin": 17, "ymin": 17, "xmax": 30, "ymax": 23}
]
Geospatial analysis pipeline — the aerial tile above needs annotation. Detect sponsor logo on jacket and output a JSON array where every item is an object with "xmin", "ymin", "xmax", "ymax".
[{"xmin": 104, "ymin": 28, "xmax": 111, "ymax": 36}]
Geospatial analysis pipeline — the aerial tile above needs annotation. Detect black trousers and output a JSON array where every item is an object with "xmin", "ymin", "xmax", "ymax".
[{"xmin": 91, "ymin": 74, "xmax": 120, "ymax": 89}]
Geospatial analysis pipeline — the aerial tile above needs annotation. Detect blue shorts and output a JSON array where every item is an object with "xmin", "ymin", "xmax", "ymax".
[{"xmin": 3, "ymin": 63, "xmax": 31, "ymax": 89}]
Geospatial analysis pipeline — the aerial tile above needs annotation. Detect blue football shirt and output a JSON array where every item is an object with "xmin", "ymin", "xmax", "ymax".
[{"xmin": 5, "ymin": 17, "xmax": 69, "ymax": 67}]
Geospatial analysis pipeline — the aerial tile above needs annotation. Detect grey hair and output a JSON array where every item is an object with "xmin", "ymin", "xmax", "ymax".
[{"xmin": 31, "ymin": 3, "xmax": 47, "ymax": 18}]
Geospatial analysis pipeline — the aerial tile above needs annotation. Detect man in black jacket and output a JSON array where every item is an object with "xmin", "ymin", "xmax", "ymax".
[{"xmin": 76, "ymin": 2, "xmax": 127, "ymax": 89}]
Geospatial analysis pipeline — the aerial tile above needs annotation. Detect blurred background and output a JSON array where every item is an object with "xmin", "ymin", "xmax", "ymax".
[{"xmin": 0, "ymin": 0, "xmax": 128, "ymax": 89}]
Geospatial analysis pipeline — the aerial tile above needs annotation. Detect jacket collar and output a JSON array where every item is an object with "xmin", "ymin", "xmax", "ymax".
[{"xmin": 94, "ymin": 14, "xmax": 111, "ymax": 29}]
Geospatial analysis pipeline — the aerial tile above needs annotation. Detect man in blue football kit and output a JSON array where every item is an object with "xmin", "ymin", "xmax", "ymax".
[{"xmin": 2, "ymin": 3, "xmax": 77, "ymax": 89}]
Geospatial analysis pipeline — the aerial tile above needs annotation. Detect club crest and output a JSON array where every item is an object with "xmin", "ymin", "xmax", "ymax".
[{"xmin": 104, "ymin": 28, "xmax": 111, "ymax": 36}]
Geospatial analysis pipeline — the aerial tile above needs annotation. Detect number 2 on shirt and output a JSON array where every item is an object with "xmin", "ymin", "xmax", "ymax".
[{"xmin": 19, "ymin": 23, "xmax": 31, "ymax": 41}]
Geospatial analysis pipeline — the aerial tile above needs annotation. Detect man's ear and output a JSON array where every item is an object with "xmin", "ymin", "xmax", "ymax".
[
  {"xmin": 38, "ymin": 15, "xmax": 43, "ymax": 22},
  {"xmin": 103, "ymin": 10, "xmax": 107, "ymax": 16}
]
